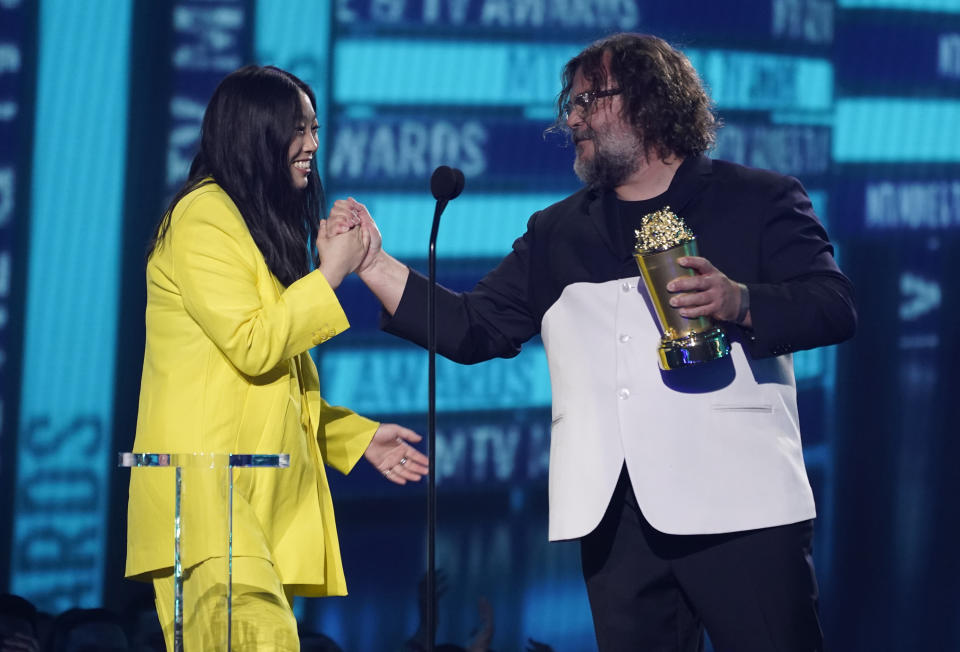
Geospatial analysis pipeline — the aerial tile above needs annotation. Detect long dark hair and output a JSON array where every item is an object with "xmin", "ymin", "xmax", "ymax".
[
  {"xmin": 148, "ymin": 65, "xmax": 323, "ymax": 286},
  {"xmin": 553, "ymin": 33, "xmax": 718, "ymax": 161}
]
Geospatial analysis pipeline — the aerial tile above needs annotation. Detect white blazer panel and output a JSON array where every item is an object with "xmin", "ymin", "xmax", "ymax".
[{"xmin": 541, "ymin": 279, "xmax": 816, "ymax": 540}]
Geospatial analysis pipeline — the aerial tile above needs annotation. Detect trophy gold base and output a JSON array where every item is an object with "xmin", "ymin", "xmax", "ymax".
[{"xmin": 658, "ymin": 327, "xmax": 731, "ymax": 370}]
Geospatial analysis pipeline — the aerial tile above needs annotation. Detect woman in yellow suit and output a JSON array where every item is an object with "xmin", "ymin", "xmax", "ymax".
[{"xmin": 125, "ymin": 66, "xmax": 428, "ymax": 651}]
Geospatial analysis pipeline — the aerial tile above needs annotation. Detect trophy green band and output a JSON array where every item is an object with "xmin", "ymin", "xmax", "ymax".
[{"xmin": 633, "ymin": 238, "xmax": 730, "ymax": 370}]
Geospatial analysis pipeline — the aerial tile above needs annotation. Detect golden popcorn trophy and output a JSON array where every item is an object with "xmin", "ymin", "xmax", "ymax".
[{"xmin": 633, "ymin": 207, "xmax": 730, "ymax": 370}]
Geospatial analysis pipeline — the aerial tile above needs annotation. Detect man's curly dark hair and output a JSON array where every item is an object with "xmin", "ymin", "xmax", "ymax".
[{"xmin": 555, "ymin": 33, "xmax": 719, "ymax": 161}]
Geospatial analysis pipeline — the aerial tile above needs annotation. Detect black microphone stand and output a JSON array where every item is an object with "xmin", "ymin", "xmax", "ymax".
[
  {"xmin": 425, "ymin": 166, "xmax": 463, "ymax": 652},
  {"xmin": 425, "ymin": 197, "xmax": 443, "ymax": 652}
]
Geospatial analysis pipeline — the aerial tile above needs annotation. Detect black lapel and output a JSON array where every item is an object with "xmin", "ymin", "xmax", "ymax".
[
  {"xmin": 659, "ymin": 155, "xmax": 713, "ymax": 223},
  {"xmin": 580, "ymin": 186, "xmax": 620, "ymax": 258}
]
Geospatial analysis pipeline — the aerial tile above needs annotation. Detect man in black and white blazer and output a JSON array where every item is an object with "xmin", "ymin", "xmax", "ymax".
[{"xmin": 330, "ymin": 33, "xmax": 856, "ymax": 652}]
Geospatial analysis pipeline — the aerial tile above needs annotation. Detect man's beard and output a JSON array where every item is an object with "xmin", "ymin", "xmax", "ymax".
[{"xmin": 573, "ymin": 125, "xmax": 644, "ymax": 188}]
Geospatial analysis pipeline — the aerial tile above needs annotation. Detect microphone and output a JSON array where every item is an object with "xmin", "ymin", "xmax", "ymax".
[
  {"xmin": 430, "ymin": 165, "xmax": 465, "ymax": 203},
  {"xmin": 425, "ymin": 164, "xmax": 464, "ymax": 652}
]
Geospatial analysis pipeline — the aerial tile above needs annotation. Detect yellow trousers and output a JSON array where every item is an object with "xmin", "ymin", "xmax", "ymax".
[{"xmin": 152, "ymin": 556, "xmax": 299, "ymax": 651}]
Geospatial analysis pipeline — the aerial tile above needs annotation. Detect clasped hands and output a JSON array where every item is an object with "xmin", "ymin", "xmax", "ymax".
[{"xmin": 315, "ymin": 197, "xmax": 381, "ymax": 289}]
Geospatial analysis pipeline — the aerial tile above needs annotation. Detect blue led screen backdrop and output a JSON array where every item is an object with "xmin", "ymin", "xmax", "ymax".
[{"xmin": 2, "ymin": 1, "xmax": 957, "ymax": 650}]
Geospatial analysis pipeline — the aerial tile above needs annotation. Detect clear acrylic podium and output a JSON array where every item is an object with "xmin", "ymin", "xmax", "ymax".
[{"xmin": 119, "ymin": 452, "xmax": 289, "ymax": 651}]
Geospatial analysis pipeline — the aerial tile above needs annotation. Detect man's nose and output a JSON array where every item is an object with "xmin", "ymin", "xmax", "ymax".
[{"xmin": 565, "ymin": 107, "xmax": 584, "ymax": 130}]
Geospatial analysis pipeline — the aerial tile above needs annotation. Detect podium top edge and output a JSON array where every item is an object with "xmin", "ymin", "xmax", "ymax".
[{"xmin": 117, "ymin": 452, "xmax": 291, "ymax": 468}]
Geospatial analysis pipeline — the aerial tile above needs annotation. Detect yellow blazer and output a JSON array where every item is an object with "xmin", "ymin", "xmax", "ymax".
[{"xmin": 125, "ymin": 181, "xmax": 378, "ymax": 596}]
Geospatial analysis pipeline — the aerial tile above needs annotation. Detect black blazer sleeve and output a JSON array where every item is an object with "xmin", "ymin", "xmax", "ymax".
[
  {"xmin": 742, "ymin": 176, "xmax": 857, "ymax": 358},
  {"xmin": 381, "ymin": 216, "xmax": 542, "ymax": 365}
]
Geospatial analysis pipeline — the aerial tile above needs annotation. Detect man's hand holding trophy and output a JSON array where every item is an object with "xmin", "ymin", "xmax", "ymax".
[{"xmin": 633, "ymin": 207, "xmax": 731, "ymax": 370}]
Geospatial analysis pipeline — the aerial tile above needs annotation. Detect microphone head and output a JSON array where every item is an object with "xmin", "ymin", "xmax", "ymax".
[{"xmin": 431, "ymin": 165, "xmax": 465, "ymax": 201}]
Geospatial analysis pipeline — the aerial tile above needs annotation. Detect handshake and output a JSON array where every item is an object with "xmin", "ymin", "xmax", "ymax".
[
  {"xmin": 315, "ymin": 197, "xmax": 381, "ymax": 290},
  {"xmin": 316, "ymin": 166, "xmax": 463, "ymax": 292}
]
